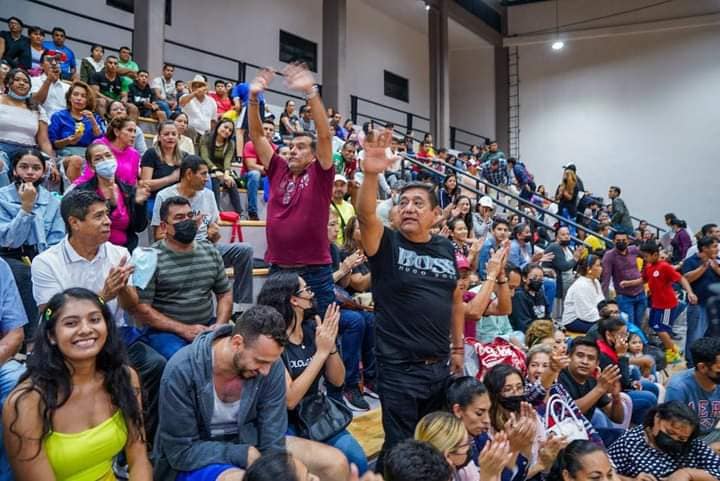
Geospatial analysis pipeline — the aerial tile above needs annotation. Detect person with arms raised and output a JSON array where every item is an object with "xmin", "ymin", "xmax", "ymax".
[
  {"xmin": 247, "ymin": 64, "xmax": 336, "ymax": 313},
  {"xmin": 355, "ymin": 126, "xmax": 464, "ymax": 473}
]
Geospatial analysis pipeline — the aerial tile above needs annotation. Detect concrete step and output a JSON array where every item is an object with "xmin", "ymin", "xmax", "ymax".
[
  {"xmin": 137, "ymin": 116, "xmax": 158, "ymax": 135},
  {"xmin": 217, "ymin": 188, "xmax": 267, "ymax": 219}
]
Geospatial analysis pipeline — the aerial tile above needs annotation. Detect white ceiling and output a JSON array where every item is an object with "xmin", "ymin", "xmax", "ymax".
[{"xmin": 358, "ymin": 0, "xmax": 493, "ymax": 49}]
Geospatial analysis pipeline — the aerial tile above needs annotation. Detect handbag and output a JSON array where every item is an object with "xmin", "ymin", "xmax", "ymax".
[
  {"xmin": 219, "ymin": 211, "xmax": 243, "ymax": 242},
  {"xmin": 544, "ymin": 394, "xmax": 589, "ymax": 442},
  {"xmin": 296, "ymin": 392, "xmax": 353, "ymax": 442}
]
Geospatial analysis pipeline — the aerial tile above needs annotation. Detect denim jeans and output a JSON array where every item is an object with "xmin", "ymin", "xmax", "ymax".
[
  {"xmin": 243, "ymin": 170, "xmax": 261, "ymax": 215},
  {"xmin": 339, "ymin": 309, "xmax": 376, "ymax": 386},
  {"xmin": 145, "ymin": 329, "xmax": 190, "ymax": 360},
  {"xmin": 627, "ymin": 388, "xmax": 657, "ymax": 425},
  {"xmin": 217, "ymin": 242, "xmax": 254, "ymax": 304},
  {"xmin": 1, "ymin": 256, "xmax": 37, "ymax": 341},
  {"xmin": 286, "ymin": 425, "xmax": 368, "ymax": 475},
  {"xmin": 270, "ymin": 265, "xmax": 335, "ymax": 315},
  {"xmin": 543, "ymin": 277, "xmax": 556, "ymax": 314},
  {"xmin": 685, "ymin": 304, "xmax": 709, "ymax": 367},
  {"xmin": 615, "ymin": 292, "xmax": 647, "ymax": 328},
  {"xmin": 155, "ymin": 100, "xmax": 172, "ymax": 118},
  {"xmin": 211, "ymin": 177, "xmax": 243, "ymax": 214},
  {"xmin": 0, "ymin": 361, "xmax": 26, "ymax": 481}
]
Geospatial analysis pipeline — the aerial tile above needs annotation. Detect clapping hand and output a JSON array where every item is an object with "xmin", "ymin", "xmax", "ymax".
[
  {"xmin": 597, "ymin": 365, "xmax": 622, "ymax": 393},
  {"xmin": 315, "ymin": 303, "xmax": 340, "ymax": 356},
  {"xmin": 537, "ymin": 434, "xmax": 569, "ymax": 471},
  {"xmin": 478, "ymin": 431, "xmax": 513, "ymax": 481},
  {"xmin": 101, "ymin": 256, "xmax": 134, "ymax": 301}
]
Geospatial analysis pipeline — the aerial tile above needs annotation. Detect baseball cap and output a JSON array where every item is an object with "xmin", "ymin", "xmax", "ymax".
[
  {"xmin": 334, "ymin": 174, "xmax": 348, "ymax": 184},
  {"xmin": 562, "ymin": 162, "xmax": 577, "ymax": 171},
  {"xmin": 479, "ymin": 196, "xmax": 494, "ymax": 209}
]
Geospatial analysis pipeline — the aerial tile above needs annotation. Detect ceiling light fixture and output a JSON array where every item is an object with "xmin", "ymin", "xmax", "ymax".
[
  {"xmin": 425, "ymin": 3, "xmax": 430, "ymax": 11},
  {"xmin": 552, "ymin": 0, "xmax": 563, "ymax": 51}
]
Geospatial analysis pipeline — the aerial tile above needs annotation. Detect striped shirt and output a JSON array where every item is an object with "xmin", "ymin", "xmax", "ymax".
[{"xmin": 138, "ymin": 240, "xmax": 230, "ymax": 325}]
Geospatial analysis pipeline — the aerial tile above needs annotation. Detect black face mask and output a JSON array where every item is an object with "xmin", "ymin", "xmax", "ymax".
[
  {"xmin": 497, "ymin": 394, "xmax": 525, "ymax": 412},
  {"xmin": 528, "ymin": 279, "xmax": 544, "ymax": 292},
  {"xmin": 303, "ymin": 298, "xmax": 320, "ymax": 320},
  {"xmin": 655, "ymin": 431, "xmax": 690, "ymax": 457},
  {"xmin": 171, "ymin": 219, "xmax": 198, "ymax": 244},
  {"xmin": 615, "ymin": 241, "xmax": 628, "ymax": 251}
]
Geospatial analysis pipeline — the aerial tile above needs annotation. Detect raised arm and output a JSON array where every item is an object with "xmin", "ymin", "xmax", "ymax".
[
  {"xmin": 247, "ymin": 69, "xmax": 276, "ymax": 169},
  {"xmin": 282, "ymin": 63, "xmax": 332, "ymax": 170},
  {"xmin": 356, "ymin": 129, "xmax": 394, "ymax": 257}
]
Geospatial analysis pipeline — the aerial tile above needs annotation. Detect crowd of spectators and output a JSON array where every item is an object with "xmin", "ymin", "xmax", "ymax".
[{"xmin": 1, "ymin": 15, "xmax": 720, "ymax": 481}]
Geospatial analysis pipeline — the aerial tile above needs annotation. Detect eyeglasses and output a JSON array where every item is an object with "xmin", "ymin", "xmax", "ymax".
[{"xmin": 295, "ymin": 285, "xmax": 313, "ymax": 296}]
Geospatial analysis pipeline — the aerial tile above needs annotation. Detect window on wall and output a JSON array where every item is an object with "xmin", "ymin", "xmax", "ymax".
[
  {"xmin": 279, "ymin": 30, "xmax": 317, "ymax": 72},
  {"xmin": 106, "ymin": 0, "xmax": 173, "ymax": 25},
  {"xmin": 384, "ymin": 70, "xmax": 409, "ymax": 103}
]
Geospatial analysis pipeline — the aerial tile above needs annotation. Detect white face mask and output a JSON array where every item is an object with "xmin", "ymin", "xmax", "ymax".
[{"xmin": 95, "ymin": 159, "xmax": 117, "ymax": 179}]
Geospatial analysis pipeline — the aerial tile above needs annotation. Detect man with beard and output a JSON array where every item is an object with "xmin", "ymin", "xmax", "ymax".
[
  {"xmin": 0, "ymin": 149, "xmax": 64, "ymax": 335},
  {"xmin": 666, "ymin": 337, "xmax": 720, "ymax": 452},
  {"xmin": 153, "ymin": 304, "xmax": 348, "ymax": 481},
  {"xmin": 136, "ymin": 196, "xmax": 232, "ymax": 360}
]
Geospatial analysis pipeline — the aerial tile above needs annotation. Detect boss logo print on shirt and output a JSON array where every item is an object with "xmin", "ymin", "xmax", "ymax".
[{"xmin": 397, "ymin": 247, "xmax": 456, "ymax": 279}]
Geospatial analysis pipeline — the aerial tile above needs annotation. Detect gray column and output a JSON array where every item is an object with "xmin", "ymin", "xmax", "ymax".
[
  {"xmin": 133, "ymin": 0, "xmax": 165, "ymax": 77},
  {"xmin": 494, "ymin": 46, "xmax": 510, "ymax": 151},
  {"xmin": 428, "ymin": 0, "xmax": 450, "ymax": 148},
  {"xmin": 322, "ymin": 0, "xmax": 348, "ymax": 116}
]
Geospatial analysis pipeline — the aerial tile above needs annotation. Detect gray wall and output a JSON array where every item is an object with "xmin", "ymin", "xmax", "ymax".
[{"xmin": 508, "ymin": 1, "xmax": 720, "ymax": 229}]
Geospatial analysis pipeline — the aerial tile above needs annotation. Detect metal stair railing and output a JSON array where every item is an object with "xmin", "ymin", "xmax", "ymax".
[{"xmin": 400, "ymin": 153, "xmax": 613, "ymax": 246}]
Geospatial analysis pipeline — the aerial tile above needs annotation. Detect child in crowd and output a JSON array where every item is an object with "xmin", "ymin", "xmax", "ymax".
[
  {"xmin": 639, "ymin": 240, "xmax": 697, "ymax": 364},
  {"xmin": 628, "ymin": 332, "xmax": 666, "ymax": 403}
]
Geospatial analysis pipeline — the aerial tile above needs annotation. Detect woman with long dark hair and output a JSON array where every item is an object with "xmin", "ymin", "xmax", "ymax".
[
  {"xmin": 0, "ymin": 68, "xmax": 55, "ymax": 187},
  {"xmin": 105, "ymin": 100, "xmax": 146, "ymax": 154},
  {"xmin": 199, "ymin": 118, "xmax": 242, "ymax": 213},
  {"xmin": 74, "ymin": 143, "xmax": 149, "ymax": 250},
  {"xmin": 3, "ymin": 287, "xmax": 152, "ymax": 480},
  {"xmin": 439, "ymin": 173, "xmax": 459, "ymax": 210},
  {"xmin": 257, "ymin": 272, "xmax": 368, "ymax": 474},
  {"xmin": 140, "ymin": 120, "xmax": 185, "ymax": 217}
]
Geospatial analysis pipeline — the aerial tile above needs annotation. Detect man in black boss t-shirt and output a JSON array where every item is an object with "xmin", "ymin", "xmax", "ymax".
[{"xmin": 356, "ymin": 128, "xmax": 464, "ymax": 472}]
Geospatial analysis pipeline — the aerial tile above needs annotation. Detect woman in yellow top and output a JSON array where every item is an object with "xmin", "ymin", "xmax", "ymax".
[{"xmin": 3, "ymin": 288, "xmax": 151, "ymax": 481}]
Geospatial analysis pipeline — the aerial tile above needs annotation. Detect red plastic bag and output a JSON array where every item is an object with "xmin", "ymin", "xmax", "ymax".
[{"xmin": 465, "ymin": 337, "xmax": 526, "ymax": 381}]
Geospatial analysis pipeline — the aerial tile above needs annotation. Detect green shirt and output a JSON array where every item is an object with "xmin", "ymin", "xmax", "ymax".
[{"xmin": 138, "ymin": 240, "xmax": 230, "ymax": 325}]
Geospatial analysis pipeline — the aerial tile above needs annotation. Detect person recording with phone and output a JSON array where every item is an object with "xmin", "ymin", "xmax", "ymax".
[{"xmin": 0, "ymin": 148, "xmax": 64, "ymax": 339}]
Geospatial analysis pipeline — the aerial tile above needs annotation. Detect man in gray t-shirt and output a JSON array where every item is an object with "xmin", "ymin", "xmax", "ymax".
[
  {"xmin": 151, "ymin": 156, "xmax": 253, "ymax": 306},
  {"xmin": 666, "ymin": 338, "xmax": 720, "ymax": 449}
]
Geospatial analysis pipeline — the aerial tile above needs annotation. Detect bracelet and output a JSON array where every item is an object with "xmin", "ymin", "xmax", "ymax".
[
  {"xmin": 329, "ymin": 350, "xmax": 338, "ymax": 355},
  {"xmin": 248, "ymin": 98, "xmax": 259, "ymax": 105},
  {"xmin": 305, "ymin": 85, "xmax": 319, "ymax": 100},
  {"xmin": 496, "ymin": 278, "xmax": 508, "ymax": 285},
  {"xmin": 486, "ymin": 277, "xmax": 497, "ymax": 282}
]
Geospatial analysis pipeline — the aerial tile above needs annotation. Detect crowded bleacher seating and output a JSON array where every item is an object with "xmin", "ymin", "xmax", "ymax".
[{"xmin": 1, "ymin": 10, "xmax": 720, "ymax": 481}]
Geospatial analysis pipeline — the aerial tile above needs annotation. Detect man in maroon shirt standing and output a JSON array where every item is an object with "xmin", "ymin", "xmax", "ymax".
[
  {"xmin": 248, "ymin": 65, "xmax": 335, "ymax": 313},
  {"xmin": 600, "ymin": 232, "xmax": 647, "ymax": 328}
]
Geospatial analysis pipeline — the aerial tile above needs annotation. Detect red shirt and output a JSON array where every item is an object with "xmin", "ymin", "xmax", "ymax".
[
  {"xmin": 265, "ymin": 153, "xmax": 334, "ymax": 266},
  {"xmin": 642, "ymin": 260, "xmax": 681, "ymax": 309},
  {"xmin": 242, "ymin": 141, "xmax": 276, "ymax": 175},
  {"xmin": 208, "ymin": 92, "xmax": 232, "ymax": 116}
]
